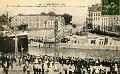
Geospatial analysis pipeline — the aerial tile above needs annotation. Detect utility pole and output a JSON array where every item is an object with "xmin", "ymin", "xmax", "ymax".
[
  {"xmin": 6, "ymin": 6, "xmax": 18, "ymax": 57},
  {"xmin": 14, "ymin": 26, "xmax": 18, "ymax": 58},
  {"xmin": 54, "ymin": 19, "xmax": 59, "ymax": 62},
  {"xmin": 54, "ymin": 19, "xmax": 59, "ymax": 71}
]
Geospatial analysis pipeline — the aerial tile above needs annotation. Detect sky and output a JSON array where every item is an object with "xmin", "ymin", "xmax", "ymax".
[{"xmin": 0, "ymin": 0, "xmax": 101, "ymax": 24}]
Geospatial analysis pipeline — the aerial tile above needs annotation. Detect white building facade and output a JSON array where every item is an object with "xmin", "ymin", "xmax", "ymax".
[
  {"xmin": 88, "ymin": 4, "xmax": 120, "ymax": 32},
  {"xmin": 11, "ymin": 14, "xmax": 65, "ymax": 42},
  {"xmin": 99, "ymin": 15, "xmax": 120, "ymax": 32},
  {"xmin": 11, "ymin": 14, "xmax": 65, "ymax": 30},
  {"xmin": 92, "ymin": 12, "xmax": 101, "ymax": 29}
]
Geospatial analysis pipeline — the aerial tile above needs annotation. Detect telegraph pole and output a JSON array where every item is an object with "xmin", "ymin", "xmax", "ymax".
[
  {"xmin": 6, "ymin": 6, "xmax": 18, "ymax": 57},
  {"xmin": 54, "ymin": 19, "xmax": 59, "ymax": 71},
  {"xmin": 14, "ymin": 26, "xmax": 18, "ymax": 58},
  {"xmin": 54, "ymin": 19, "xmax": 59, "ymax": 62}
]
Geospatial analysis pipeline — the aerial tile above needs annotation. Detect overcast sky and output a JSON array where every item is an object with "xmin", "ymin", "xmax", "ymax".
[{"xmin": 0, "ymin": 0, "xmax": 101, "ymax": 24}]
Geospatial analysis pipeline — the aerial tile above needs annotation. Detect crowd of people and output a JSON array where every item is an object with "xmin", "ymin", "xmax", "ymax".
[{"xmin": 0, "ymin": 53, "xmax": 120, "ymax": 74}]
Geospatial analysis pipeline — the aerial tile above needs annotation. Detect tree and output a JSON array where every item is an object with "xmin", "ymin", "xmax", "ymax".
[
  {"xmin": 18, "ymin": 13, "xmax": 24, "ymax": 16},
  {"xmin": 41, "ymin": 12, "xmax": 46, "ymax": 15},
  {"xmin": 0, "ymin": 14, "xmax": 8, "ymax": 25},
  {"xmin": 47, "ymin": 11, "xmax": 57, "ymax": 16},
  {"xmin": 0, "ymin": 14, "xmax": 7, "ymax": 22},
  {"xmin": 61, "ymin": 13, "xmax": 72, "ymax": 25},
  {"xmin": 87, "ymin": 23, "xmax": 93, "ymax": 29}
]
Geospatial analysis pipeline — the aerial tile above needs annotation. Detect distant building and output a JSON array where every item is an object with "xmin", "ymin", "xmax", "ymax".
[
  {"xmin": 87, "ymin": 4, "xmax": 101, "ymax": 30},
  {"xmin": 87, "ymin": 4, "xmax": 120, "ymax": 32},
  {"xmin": 11, "ymin": 14, "xmax": 65, "ymax": 42},
  {"xmin": 11, "ymin": 14, "xmax": 65, "ymax": 30},
  {"xmin": 99, "ymin": 15, "xmax": 120, "ymax": 32}
]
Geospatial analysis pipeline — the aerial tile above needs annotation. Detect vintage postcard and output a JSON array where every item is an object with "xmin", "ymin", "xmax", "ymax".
[{"xmin": 0, "ymin": 0, "xmax": 120, "ymax": 74}]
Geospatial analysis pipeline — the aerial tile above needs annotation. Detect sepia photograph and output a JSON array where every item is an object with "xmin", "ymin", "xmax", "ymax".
[{"xmin": 0, "ymin": 0, "xmax": 120, "ymax": 74}]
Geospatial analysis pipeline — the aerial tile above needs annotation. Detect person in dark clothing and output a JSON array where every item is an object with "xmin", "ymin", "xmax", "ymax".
[
  {"xmin": 64, "ymin": 69, "xmax": 67, "ymax": 74},
  {"xmin": 92, "ymin": 69, "xmax": 95, "ymax": 74},
  {"xmin": 23, "ymin": 65, "xmax": 26, "ymax": 73},
  {"xmin": 36, "ymin": 68, "xmax": 39, "ymax": 74},
  {"xmin": 69, "ymin": 70, "xmax": 72, "ymax": 74},
  {"xmin": 38, "ymin": 68, "xmax": 41, "ymax": 74},
  {"xmin": 59, "ymin": 72, "xmax": 62, "ymax": 74},
  {"xmin": 47, "ymin": 62, "xmax": 50, "ymax": 68},
  {"xmin": 83, "ymin": 69, "xmax": 85, "ymax": 74},
  {"xmin": 107, "ymin": 71, "xmax": 111, "ymax": 74},
  {"xmin": 33, "ymin": 66, "xmax": 36, "ymax": 74},
  {"xmin": 42, "ymin": 64, "xmax": 44, "ymax": 69},
  {"xmin": 42, "ymin": 68, "xmax": 45, "ymax": 74},
  {"xmin": 5, "ymin": 67, "xmax": 8, "ymax": 74}
]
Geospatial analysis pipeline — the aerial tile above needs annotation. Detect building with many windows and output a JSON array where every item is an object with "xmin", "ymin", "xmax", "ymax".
[
  {"xmin": 87, "ymin": 4, "xmax": 120, "ymax": 33},
  {"xmin": 11, "ymin": 14, "xmax": 65, "ymax": 42},
  {"xmin": 11, "ymin": 14, "xmax": 65, "ymax": 30},
  {"xmin": 87, "ymin": 4, "xmax": 101, "ymax": 29},
  {"xmin": 99, "ymin": 15, "xmax": 120, "ymax": 32}
]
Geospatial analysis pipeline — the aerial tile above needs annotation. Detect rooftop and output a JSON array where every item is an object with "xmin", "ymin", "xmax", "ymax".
[
  {"xmin": 17, "ymin": 14, "xmax": 62, "ymax": 17},
  {"xmin": 89, "ymin": 4, "xmax": 101, "ymax": 12}
]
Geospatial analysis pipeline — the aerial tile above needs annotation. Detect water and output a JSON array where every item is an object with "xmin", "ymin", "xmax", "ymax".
[{"xmin": 29, "ymin": 46, "xmax": 120, "ymax": 60}]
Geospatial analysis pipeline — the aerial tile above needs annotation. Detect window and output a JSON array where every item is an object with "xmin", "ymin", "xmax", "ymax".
[
  {"xmin": 98, "ymin": 13, "xmax": 100, "ymax": 16},
  {"xmin": 101, "ymin": 27, "xmax": 103, "ymax": 29},
  {"xmin": 104, "ymin": 18, "xmax": 105, "ymax": 21},
  {"xmin": 48, "ymin": 22, "xmax": 50, "ymax": 25},
  {"xmin": 94, "ymin": 17, "xmax": 95, "ymax": 20},
  {"xmin": 96, "ymin": 13, "xmax": 97, "ymax": 16},
  {"xmin": 117, "ymin": 17, "xmax": 119, "ymax": 20},
  {"xmin": 102, "ymin": 22, "xmax": 103, "ymax": 25},
  {"xmin": 106, "ymin": 18, "xmax": 107, "ymax": 21},
  {"xmin": 36, "ymin": 19, "xmax": 38, "ymax": 21},
  {"xmin": 44, "ymin": 20, "xmax": 47, "ymax": 24},
  {"xmin": 37, "ymin": 23, "xmax": 39, "ymax": 25},
  {"xmin": 41, "ymin": 19, "xmax": 43, "ymax": 21},
  {"xmin": 114, "ymin": 18, "xmax": 115, "ymax": 20},
  {"xmin": 74, "ymin": 40, "xmax": 77, "ymax": 44}
]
